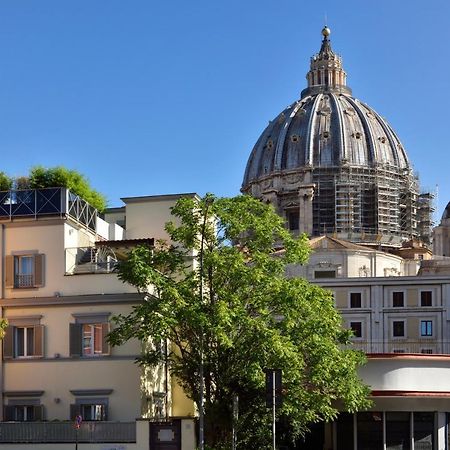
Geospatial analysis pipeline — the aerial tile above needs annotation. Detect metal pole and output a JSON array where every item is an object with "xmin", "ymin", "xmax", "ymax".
[
  {"xmin": 232, "ymin": 393, "xmax": 239, "ymax": 450},
  {"xmin": 272, "ymin": 370, "xmax": 276, "ymax": 450},
  {"xmin": 198, "ymin": 196, "xmax": 212, "ymax": 450}
]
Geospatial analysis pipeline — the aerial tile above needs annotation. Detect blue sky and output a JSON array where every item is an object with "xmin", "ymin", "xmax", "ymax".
[{"xmin": 0, "ymin": 1, "xmax": 449, "ymax": 218}]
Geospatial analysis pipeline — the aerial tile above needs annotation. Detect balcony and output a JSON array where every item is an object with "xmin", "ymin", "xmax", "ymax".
[
  {"xmin": 0, "ymin": 188, "xmax": 97, "ymax": 232},
  {"xmin": 0, "ymin": 421, "xmax": 135, "ymax": 443},
  {"xmin": 348, "ymin": 340, "xmax": 450, "ymax": 355},
  {"xmin": 65, "ymin": 246, "xmax": 118, "ymax": 275}
]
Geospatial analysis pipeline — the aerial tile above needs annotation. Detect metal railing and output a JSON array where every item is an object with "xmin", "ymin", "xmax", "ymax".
[
  {"xmin": 14, "ymin": 274, "xmax": 34, "ymax": 288},
  {"xmin": 0, "ymin": 421, "xmax": 136, "ymax": 443},
  {"xmin": 347, "ymin": 340, "xmax": 450, "ymax": 355},
  {"xmin": 0, "ymin": 188, "xmax": 97, "ymax": 232},
  {"xmin": 65, "ymin": 247, "xmax": 118, "ymax": 275}
]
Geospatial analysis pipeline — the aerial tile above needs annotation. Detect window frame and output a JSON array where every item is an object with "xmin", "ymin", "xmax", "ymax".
[
  {"xmin": 70, "ymin": 313, "xmax": 111, "ymax": 358},
  {"xmin": 392, "ymin": 320, "xmax": 406, "ymax": 338},
  {"xmin": 5, "ymin": 253, "xmax": 45, "ymax": 289},
  {"xmin": 349, "ymin": 292, "xmax": 362, "ymax": 309},
  {"xmin": 420, "ymin": 320, "xmax": 433, "ymax": 337},
  {"xmin": 392, "ymin": 291, "xmax": 405, "ymax": 308},
  {"xmin": 420, "ymin": 290, "xmax": 433, "ymax": 307},
  {"xmin": 349, "ymin": 321, "xmax": 363, "ymax": 339},
  {"xmin": 3, "ymin": 318, "xmax": 44, "ymax": 360}
]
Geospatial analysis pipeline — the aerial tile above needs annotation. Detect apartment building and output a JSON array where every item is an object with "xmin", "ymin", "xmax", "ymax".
[{"xmin": 0, "ymin": 187, "xmax": 196, "ymax": 448}]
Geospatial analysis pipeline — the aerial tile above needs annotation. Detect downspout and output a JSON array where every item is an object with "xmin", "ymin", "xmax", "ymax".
[{"xmin": 0, "ymin": 224, "xmax": 5, "ymax": 421}]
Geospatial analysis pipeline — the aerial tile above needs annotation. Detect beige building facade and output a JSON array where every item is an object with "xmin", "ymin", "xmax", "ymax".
[{"xmin": 0, "ymin": 188, "xmax": 196, "ymax": 448}]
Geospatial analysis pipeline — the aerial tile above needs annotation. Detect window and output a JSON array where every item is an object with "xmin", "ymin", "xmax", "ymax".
[
  {"xmin": 392, "ymin": 292, "xmax": 404, "ymax": 307},
  {"xmin": 314, "ymin": 270, "xmax": 336, "ymax": 279},
  {"xmin": 393, "ymin": 321, "xmax": 405, "ymax": 337},
  {"xmin": 3, "ymin": 324, "xmax": 44, "ymax": 359},
  {"xmin": 287, "ymin": 210, "xmax": 299, "ymax": 231},
  {"xmin": 4, "ymin": 404, "xmax": 43, "ymax": 422},
  {"xmin": 350, "ymin": 322, "xmax": 362, "ymax": 338},
  {"xmin": 420, "ymin": 320, "xmax": 433, "ymax": 337},
  {"xmin": 70, "ymin": 322, "xmax": 110, "ymax": 357},
  {"xmin": 71, "ymin": 402, "xmax": 107, "ymax": 421},
  {"xmin": 350, "ymin": 292, "xmax": 362, "ymax": 308},
  {"xmin": 421, "ymin": 291, "xmax": 432, "ymax": 307},
  {"xmin": 5, "ymin": 254, "xmax": 44, "ymax": 289}
]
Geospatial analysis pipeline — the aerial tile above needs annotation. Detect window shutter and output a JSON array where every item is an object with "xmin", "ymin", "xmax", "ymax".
[
  {"xmin": 3, "ymin": 326, "xmax": 14, "ymax": 359},
  {"xmin": 4, "ymin": 405, "xmax": 15, "ymax": 421},
  {"xmin": 69, "ymin": 324, "xmax": 82, "ymax": 357},
  {"xmin": 33, "ymin": 325, "xmax": 44, "ymax": 358},
  {"xmin": 70, "ymin": 404, "xmax": 81, "ymax": 420},
  {"xmin": 33, "ymin": 254, "xmax": 45, "ymax": 287},
  {"xmin": 101, "ymin": 323, "xmax": 110, "ymax": 355},
  {"xmin": 33, "ymin": 405, "xmax": 44, "ymax": 421},
  {"xmin": 101, "ymin": 404, "xmax": 108, "ymax": 421},
  {"xmin": 5, "ymin": 255, "xmax": 14, "ymax": 289}
]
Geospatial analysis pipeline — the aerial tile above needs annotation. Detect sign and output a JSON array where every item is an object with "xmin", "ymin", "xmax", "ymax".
[{"xmin": 74, "ymin": 414, "xmax": 83, "ymax": 429}]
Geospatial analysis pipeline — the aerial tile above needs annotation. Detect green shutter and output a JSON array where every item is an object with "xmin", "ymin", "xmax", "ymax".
[{"xmin": 69, "ymin": 324, "xmax": 82, "ymax": 357}]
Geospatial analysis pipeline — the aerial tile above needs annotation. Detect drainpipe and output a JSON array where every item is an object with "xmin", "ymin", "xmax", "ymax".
[{"xmin": 0, "ymin": 224, "xmax": 5, "ymax": 421}]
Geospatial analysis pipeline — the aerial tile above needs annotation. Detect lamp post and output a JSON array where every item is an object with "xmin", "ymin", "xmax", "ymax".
[{"xmin": 198, "ymin": 195, "xmax": 213, "ymax": 450}]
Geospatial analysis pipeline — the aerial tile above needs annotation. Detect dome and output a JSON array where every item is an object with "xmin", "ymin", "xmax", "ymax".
[
  {"xmin": 243, "ymin": 92, "xmax": 410, "ymax": 185},
  {"xmin": 242, "ymin": 28, "xmax": 431, "ymax": 247}
]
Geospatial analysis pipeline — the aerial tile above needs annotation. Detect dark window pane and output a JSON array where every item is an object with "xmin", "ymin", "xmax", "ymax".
[
  {"xmin": 357, "ymin": 412, "xmax": 383, "ymax": 450},
  {"xmin": 27, "ymin": 328, "xmax": 34, "ymax": 355},
  {"xmin": 16, "ymin": 328, "xmax": 24, "ymax": 357},
  {"xmin": 350, "ymin": 322, "xmax": 362, "ymax": 338},
  {"xmin": 350, "ymin": 293, "xmax": 362, "ymax": 308},
  {"xmin": 386, "ymin": 412, "xmax": 410, "ymax": 450},
  {"xmin": 393, "ymin": 321, "xmax": 405, "ymax": 337},
  {"xmin": 336, "ymin": 412, "xmax": 354, "ymax": 450},
  {"xmin": 287, "ymin": 210, "xmax": 299, "ymax": 231},
  {"xmin": 416, "ymin": 412, "xmax": 434, "ymax": 450},
  {"xmin": 314, "ymin": 270, "xmax": 336, "ymax": 279},
  {"xmin": 421, "ymin": 291, "xmax": 432, "ymax": 307},
  {"xmin": 393, "ymin": 292, "xmax": 404, "ymax": 307}
]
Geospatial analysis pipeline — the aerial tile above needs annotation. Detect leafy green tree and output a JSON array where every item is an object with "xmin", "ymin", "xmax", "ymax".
[
  {"xmin": 28, "ymin": 166, "xmax": 107, "ymax": 211},
  {"xmin": 0, "ymin": 172, "xmax": 12, "ymax": 191},
  {"xmin": 109, "ymin": 194, "xmax": 370, "ymax": 449}
]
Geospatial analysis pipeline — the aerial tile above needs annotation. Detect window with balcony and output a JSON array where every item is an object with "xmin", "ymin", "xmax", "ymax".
[
  {"xmin": 420, "ymin": 320, "xmax": 433, "ymax": 337},
  {"xmin": 350, "ymin": 292, "xmax": 362, "ymax": 308},
  {"xmin": 5, "ymin": 254, "xmax": 44, "ymax": 289},
  {"xmin": 71, "ymin": 401, "xmax": 108, "ymax": 421},
  {"xmin": 392, "ymin": 291, "xmax": 404, "ymax": 307},
  {"xmin": 3, "ymin": 321, "xmax": 44, "ymax": 359},
  {"xmin": 420, "ymin": 291, "xmax": 433, "ymax": 307},
  {"xmin": 4, "ymin": 404, "xmax": 44, "ymax": 422}
]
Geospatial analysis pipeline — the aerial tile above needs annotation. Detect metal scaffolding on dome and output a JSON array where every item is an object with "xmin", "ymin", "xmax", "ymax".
[{"xmin": 311, "ymin": 164, "xmax": 433, "ymax": 247}]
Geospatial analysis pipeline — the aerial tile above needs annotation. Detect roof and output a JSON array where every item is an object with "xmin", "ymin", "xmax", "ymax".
[
  {"xmin": 121, "ymin": 193, "xmax": 199, "ymax": 204},
  {"xmin": 309, "ymin": 235, "xmax": 372, "ymax": 251}
]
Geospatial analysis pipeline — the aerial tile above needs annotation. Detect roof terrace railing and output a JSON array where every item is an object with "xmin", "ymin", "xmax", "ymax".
[{"xmin": 0, "ymin": 188, "xmax": 97, "ymax": 232}]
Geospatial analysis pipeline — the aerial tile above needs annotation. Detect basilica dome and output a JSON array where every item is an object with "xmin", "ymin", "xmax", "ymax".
[{"xmin": 242, "ymin": 27, "xmax": 432, "ymax": 247}]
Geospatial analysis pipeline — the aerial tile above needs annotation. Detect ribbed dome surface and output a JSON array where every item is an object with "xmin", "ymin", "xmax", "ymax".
[{"xmin": 243, "ymin": 92, "xmax": 410, "ymax": 187}]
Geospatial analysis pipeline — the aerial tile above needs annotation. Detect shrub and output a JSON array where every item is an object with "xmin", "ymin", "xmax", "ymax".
[{"xmin": 0, "ymin": 172, "xmax": 12, "ymax": 191}]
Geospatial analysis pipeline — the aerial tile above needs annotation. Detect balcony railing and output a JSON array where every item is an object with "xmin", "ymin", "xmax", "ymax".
[
  {"xmin": 0, "ymin": 188, "xmax": 97, "ymax": 232},
  {"xmin": 65, "ymin": 246, "xmax": 118, "ymax": 275},
  {"xmin": 0, "ymin": 421, "xmax": 136, "ymax": 443},
  {"xmin": 14, "ymin": 274, "xmax": 34, "ymax": 288},
  {"xmin": 347, "ymin": 340, "xmax": 450, "ymax": 355}
]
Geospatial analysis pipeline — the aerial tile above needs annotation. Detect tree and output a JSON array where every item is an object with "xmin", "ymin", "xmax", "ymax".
[{"xmin": 109, "ymin": 194, "xmax": 370, "ymax": 449}]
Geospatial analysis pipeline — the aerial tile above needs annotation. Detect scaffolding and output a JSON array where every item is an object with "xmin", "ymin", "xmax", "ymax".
[{"xmin": 311, "ymin": 164, "xmax": 426, "ymax": 247}]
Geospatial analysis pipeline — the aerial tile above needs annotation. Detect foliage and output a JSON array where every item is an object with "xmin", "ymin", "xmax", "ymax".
[
  {"xmin": 0, "ymin": 172, "xmax": 12, "ymax": 191},
  {"xmin": 109, "ymin": 194, "xmax": 371, "ymax": 448},
  {"xmin": 0, "ymin": 318, "xmax": 8, "ymax": 340},
  {"xmin": 28, "ymin": 166, "xmax": 107, "ymax": 211}
]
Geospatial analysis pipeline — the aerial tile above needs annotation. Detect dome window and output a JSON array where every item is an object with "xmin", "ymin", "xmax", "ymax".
[
  {"xmin": 352, "ymin": 132, "xmax": 362, "ymax": 139},
  {"xmin": 291, "ymin": 135, "xmax": 300, "ymax": 143},
  {"xmin": 322, "ymin": 131, "xmax": 330, "ymax": 139},
  {"xmin": 266, "ymin": 140, "xmax": 274, "ymax": 149},
  {"xmin": 379, "ymin": 137, "xmax": 387, "ymax": 144}
]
